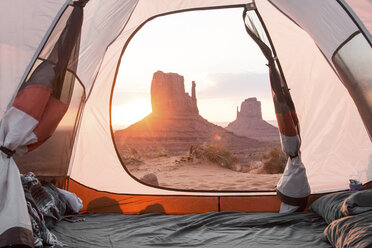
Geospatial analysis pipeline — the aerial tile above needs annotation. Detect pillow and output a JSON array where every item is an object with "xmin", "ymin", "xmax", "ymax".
[
  {"xmin": 341, "ymin": 189, "xmax": 372, "ymax": 216},
  {"xmin": 56, "ymin": 187, "xmax": 83, "ymax": 214},
  {"xmin": 308, "ymin": 191, "xmax": 354, "ymax": 224},
  {"xmin": 309, "ymin": 189, "xmax": 372, "ymax": 224},
  {"xmin": 324, "ymin": 211, "xmax": 372, "ymax": 248}
]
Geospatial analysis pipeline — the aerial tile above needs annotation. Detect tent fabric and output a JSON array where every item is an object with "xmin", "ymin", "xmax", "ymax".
[
  {"xmin": 269, "ymin": 0, "xmax": 372, "ymax": 140},
  {"xmin": 0, "ymin": 0, "xmax": 371, "ymax": 221},
  {"xmin": 0, "ymin": 0, "xmax": 69, "ymax": 121},
  {"xmin": 14, "ymin": 79, "xmax": 85, "ymax": 183},
  {"xmin": 269, "ymin": 0, "xmax": 358, "ymax": 62},
  {"xmin": 345, "ymin": 0, "xmax": 372, "ymax": 43},
  {"xmin": 243, "ymin": 5, "xmax": 310, "ymax": 212},
  {"xmin": 67, "ymin": 0, "xmax": 371, "ymax": 196},
  {"xmin": 256, "ymin": 0, "xmax": 372, "ymax": 193},
  {"xmin": 68, "ymin": 0, "xmax": 250, "ymax": 194},
  {"xmin": 0, "ymin": 2, "xmax": 85, "ymax": 245},
  {"xmin": 0, "ymin": 81, "xmax": 68, "ymax": 247},
  {"xmin": 38, "ymin": 3, "xmax": 84, "ymax": 106},
  {"xmin": 0, "ymin": 83, "xmax": 63, "ymax": 246},
  {"xmin": 332, "ymin": 33, "xmax": 372, "ymax": 140},
  {"xmin": 15, "ymin": 2, "xmax": 86, "ymax": 180},
  {"xmin": 68, "ymin": 179, "xmax": 282, "ymax": 214},
  {"xmin": 0, "ymin": 106, "xmax": 36, "ymax": 247},
  {"xmin": 74, "ymin": 0, "xmax": 139, "ymax": 95}
]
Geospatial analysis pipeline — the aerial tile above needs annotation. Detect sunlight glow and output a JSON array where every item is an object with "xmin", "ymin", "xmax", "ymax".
[{"xmin": 112, "ymin": 98, "xmax": 152, "ymax": 129}]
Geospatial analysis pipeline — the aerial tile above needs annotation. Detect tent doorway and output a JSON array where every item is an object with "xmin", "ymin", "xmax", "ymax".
[{"xmin": 112, "ymin": 8, "xmax": 285, "ymax": 192}]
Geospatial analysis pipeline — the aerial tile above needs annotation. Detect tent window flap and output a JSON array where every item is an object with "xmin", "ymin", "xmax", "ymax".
[{"xmin": 243, "ymin": 5, "xmax": 310, "ymax": 212}]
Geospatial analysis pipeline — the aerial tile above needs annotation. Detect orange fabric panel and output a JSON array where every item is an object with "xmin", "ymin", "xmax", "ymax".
[
  {"xmin": 28, "ymin": 96, "xmax": 68, "ymax": 152},
  {"xmin": 68, "ymin": 180, "xmax": 218, "ymax": 214},
  {"xmin": 290, "ymin": 111, "xmax": 299, "ymax": 125},
  {"xmin": 220, "ymin": 196, "xmax": 281, "ymax": 212},
  {"xmin": 72, "ymin": 182, "xmax": 354, "ymax": 214},
  {"xmin": 275, "ymin": 111, "xmax": 298, "ymax": 137},
  {"xmin": 13, "ymin": 85, "xmax": 52, "ymax": 121}
]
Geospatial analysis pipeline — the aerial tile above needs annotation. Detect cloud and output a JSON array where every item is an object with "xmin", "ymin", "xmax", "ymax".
[{"xmin": 197, "ymin": 72, "xmax": 271, "ymax": 100}]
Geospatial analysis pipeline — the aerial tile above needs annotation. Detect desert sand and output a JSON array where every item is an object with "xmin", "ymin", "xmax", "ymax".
[{"xmin": 126, "ymin": 156, "xmax": 282, "ymax": 191}]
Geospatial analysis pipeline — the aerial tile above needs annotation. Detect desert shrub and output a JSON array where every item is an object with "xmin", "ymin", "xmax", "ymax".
[
  {"xmin": 121, "ymin": 147, "xmax": 143, "ymax": 165},
  {"xmin": 122, "ymin": 147, "xmax": 169, "ymax": 164},
  {"xmin": 189, "ymin": 143, "xmax": 239, "ymax": 170},
  {"xmin": 259, "ymin": 146, "xmax": 287, "ymax": 174},
  {"xmin": 143, "ymin": 148, "xmax": 168, "ymax": 159}
]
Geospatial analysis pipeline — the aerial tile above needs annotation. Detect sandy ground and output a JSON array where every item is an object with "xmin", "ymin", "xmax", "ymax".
[{"xmin": 126, "ymin": 156, "xmax": 282, "ymax": 191}]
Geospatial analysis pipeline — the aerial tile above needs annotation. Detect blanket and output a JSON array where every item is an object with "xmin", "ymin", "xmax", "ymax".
[{"xmin": 21, "ymin": 172, "xmax": 66, "ymax": 247}]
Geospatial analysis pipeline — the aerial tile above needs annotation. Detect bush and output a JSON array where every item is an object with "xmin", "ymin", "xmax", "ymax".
[
  {"xmin": 121, "ymin": 147, "xmax": 143, "ymax": 165},
  {"xmin": 259, "ymin": 146, "xmax": 287, "ymax": 174},
  {"xmin": 121, "ymin": 147, "xmax": 169, "ymax": 165},
  {"xmin": 189, "ymin": 143, "xmax": 239, "ymax": 170},
  {"xmin": 144, "ymin": 148, "xmax": 168, "ymax": 159}
]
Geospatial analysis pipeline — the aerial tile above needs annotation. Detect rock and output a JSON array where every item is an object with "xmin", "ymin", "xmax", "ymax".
[
  {"xmin": 140, "ymin": 173, "xmax": 159, "ymax": 186},
  {"xmin": 151, "ymin": 71, "xmax": 198, "ymax": 114},
  {"xmin": 115, "ymin": 71, "xmax": 264, "ymax": 156},
  {"xmin": 237, "ymin": 97, "xmax": 262, "ymax": 119},
  {"xmin": 226, "ymin": 98, "xmax": 279, "ymax": 142}
]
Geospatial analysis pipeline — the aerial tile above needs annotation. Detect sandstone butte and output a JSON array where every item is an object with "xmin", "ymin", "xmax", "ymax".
[
  {"xmin": 226, "ymin": 98, "xmax": 279, "ymax": 143},
  {"xmin": 114, "ymin": 71, "xmax": 275, "ymax": 155}
]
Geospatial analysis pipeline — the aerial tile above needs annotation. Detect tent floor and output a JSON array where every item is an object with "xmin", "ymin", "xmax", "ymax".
[{"xmin": 52, "ymin": 211, "xmax": 331, "ymax": 248}]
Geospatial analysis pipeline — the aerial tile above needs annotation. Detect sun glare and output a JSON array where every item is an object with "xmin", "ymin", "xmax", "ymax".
[{"xmin": 112, "ymin": 98, "xmax": 151, "ymax": 129}]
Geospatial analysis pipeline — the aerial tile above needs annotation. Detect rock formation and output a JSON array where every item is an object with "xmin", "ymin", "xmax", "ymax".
[
  {"xmin": 237, "ymin": 97, "xmax": 262, "ymax": 119},
  {"xmin": 115, "ymin": 71, "xmax": 264, "ymax": 155},
  {"xmin": 226, "ymin": 98, "xmax": 279, "ymax": 142},
  {"xmin": 151, "ymin": 71, "xmax": 198, "ymax": 114}
]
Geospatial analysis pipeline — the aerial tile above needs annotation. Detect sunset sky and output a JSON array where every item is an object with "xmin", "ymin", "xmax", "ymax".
[{"xmin": 112, "ymin": 7, "xmax": 275, "ymax": 129}]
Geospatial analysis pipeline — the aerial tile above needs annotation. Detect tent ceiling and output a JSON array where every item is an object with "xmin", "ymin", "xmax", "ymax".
[{"xmin": 269, "ymin": 0, "xmax": 358, "ymax": 62}]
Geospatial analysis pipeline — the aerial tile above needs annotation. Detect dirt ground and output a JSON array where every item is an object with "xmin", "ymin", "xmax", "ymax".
[{"xmin": 126, "ymin": 156, "xmax": 282, "ymax": 191}]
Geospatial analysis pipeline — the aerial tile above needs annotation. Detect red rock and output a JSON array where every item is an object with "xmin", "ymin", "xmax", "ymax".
[
  {"xmin": 115, "ymin": 71, "xmax": 265, "ymax": 155},
  {"xmin": 151, "ymin": 71, "xmax": 198, "ymax": 114},
  {"xmin": 226, "ymin": 98, "xmax": 279, "ymax": 142}
]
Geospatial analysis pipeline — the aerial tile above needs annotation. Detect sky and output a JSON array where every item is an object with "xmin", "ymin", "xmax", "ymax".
[{"xmin": 112, "ymin": 8, "xmax": 274, "ymax": 129}]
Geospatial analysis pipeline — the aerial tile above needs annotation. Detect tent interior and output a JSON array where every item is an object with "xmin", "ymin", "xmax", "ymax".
[{"xmin": 0, "ymin": 0, "xmax": 372, "ymax": 247}]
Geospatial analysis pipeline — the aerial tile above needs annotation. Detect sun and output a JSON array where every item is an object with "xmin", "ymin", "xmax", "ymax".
[{"xmin": 112, "ymin": 98, "xmax": 152, "ymax": 129}]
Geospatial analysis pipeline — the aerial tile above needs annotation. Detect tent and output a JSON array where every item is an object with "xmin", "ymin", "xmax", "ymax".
[{"xmin": 0, "ymin": 0, "xmax": 371, "ymax": 246}]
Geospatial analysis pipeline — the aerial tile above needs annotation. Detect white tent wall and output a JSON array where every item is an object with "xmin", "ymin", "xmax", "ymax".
[
  {"xmin": 76, "ymin": 0, "xmax": 255, "ymax": 94},
  {"xmin": 76, "ymin": 0, "xmax": 139, "ymax": 94},
  {"xmin": 268, "ymin": 0, "xmax": 358, "ymax": 62},
  {"xmin": 256, "ymin": 0, "xmax": 372, "ymax": 192},
  {"xmin": 0, "ymin": 0, "xmax": 69, "ymax": 120},
  {"xmin": 69, "ymin": 0, "xmax": 372, "ymax": 195},
  {"xmin": 269, "ymin": 1, "xmax": 372, "ymax": 140},
  {"xmin": 69, "ymin": 0, "xmax": 253, "ymax": 195}
]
